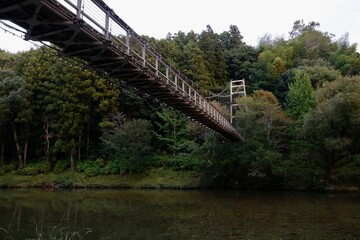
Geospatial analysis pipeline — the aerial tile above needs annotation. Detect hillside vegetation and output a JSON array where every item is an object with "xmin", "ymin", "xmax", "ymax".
[{"xmin": 1, "ymin": 20, "xmax": 360, "ymax": 190}]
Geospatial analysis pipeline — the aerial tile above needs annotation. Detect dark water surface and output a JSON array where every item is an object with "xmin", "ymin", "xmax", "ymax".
[{"xmin": 0, "ymin": 189, "xmax": 359, "ymax": 239}]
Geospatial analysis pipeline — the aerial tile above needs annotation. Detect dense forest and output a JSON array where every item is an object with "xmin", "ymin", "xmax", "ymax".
[{"xmin": 1, "ymin": 20, "xmax": 360, "ymax": 190}]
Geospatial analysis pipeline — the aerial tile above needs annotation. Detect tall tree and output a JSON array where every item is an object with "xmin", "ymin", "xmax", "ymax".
[
  {"xmin": 198, "ymin": 25, "xmax": 228, "ymax": 86},
  {"xmin": 286, "ymin": 71, "xmax": 315, "ymax": 120},
  {"xmin": 289, "ymin": 20, "xmax": 320, "ymax": 39},
  {"xmin": 154, "ymin": 107, "xmax": 193, "ymax": 154},
  {"xmin": 301, "ymin": 76, "xmax": 360, "ymax": 182},
  {"xmin": 235, "ymin": 90, "xmax": 290, "ymax": 149},
  {"xmin": 297, "ymin": 59, "xmax": 342, "ymax": 88},
  {"xmin": 180, "ymin": 41, "xmax": 214, "ymax": 89},
  {"xmin": 20, "ymin": 47, "xmax": 120, "ymax": 169},
  {"xmin": 0, "ymin": 76, "xmax": 32, "ymax": 168},
  {"xmin": 330, "ymin": 33, "xmax": 360, "ymax": 76},
  {"xmin": 220, "ymin": 25, "xmax": 244, "ymax": 49}
]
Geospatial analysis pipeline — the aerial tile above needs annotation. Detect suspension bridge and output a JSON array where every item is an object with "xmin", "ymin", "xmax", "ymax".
[{"xmin": 0, "ymin": 0, "xmax": 243, "ymax": 141}]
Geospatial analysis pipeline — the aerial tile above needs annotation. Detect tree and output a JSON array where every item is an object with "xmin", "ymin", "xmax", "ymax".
[
  {"xmin": 289, "ymin": 20, "xmax": 320, "ymax": 39},
  {"xmin": 235, "ymin": 90, "xmax": 290, "ymax": 149},
  {"xmin": 289, "ymin": 25, "xmax": 332, "ymax": 61},
  {"xmin": 285, "ymin": 71, "xmax": 315, "ymax": 120},
  {"xmin": 198, "ymin": 25, "xmax": 228, "ymax": 86},
  {"xmin": 20, "ymin": 47, "xmax": 120, "ymax": 170},
  {"xmin": 101, "ymin": 114, "xmax": 153, "ymax": 173},
  {"xmin": 53, "ymin": 70, "xmax": 95, "ymax": 171},
  {"xmin": 180, "ymin": 41, "xmax": 214, "ymax": 89},
  {"xmin": 254, "ymin": 40, "xmax": 294, "ymax": 98},
  {"xmin": 0, "ymin": 76, "xmax": 32, "ymax": 168},
  {"xmin": 301, "ymin": 76, "xmax": 360, "ymax": 182},
  {"xmin": 154, "ymin": 107, "xmax": 194, "ymax": 154},
  {"xmin": 220, "ymin": 25, "xmax": 244, "ymax": 49},
  {"xmin": 330, "ymin": 33, "xmax": 360, "ymax": 76},
  {"xmin": 0, "ymin": 50, "xmax": 16, "ymax": 79},
  {"xmin": 233, "ymin": 91, "xmax": 290, "ymax": 188},
  {"xmin": 224, "ymin": 44, "xmax": 257, "ymax": 81},
  {"xmin": 297, "ymin": 59, "xmax": 342, "ymax": 88}
]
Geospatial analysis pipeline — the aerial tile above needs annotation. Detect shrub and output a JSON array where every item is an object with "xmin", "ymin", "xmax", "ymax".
[
  {"xmin": 169, "ymin": 153, "xmax": 200, "ymax": 170},
  {"xmin": 76, "ymin": 158, "xmax": 105, "ymax": 177},
  {"xmin": 0, "ymin": 163, "xmax": 17, "ymax": 174},
  {"xmin": 53, "ymin": 159, "xmax": 70, "ymax": 173},
  {"xmin": 53, "ymin": 174, "xmax": 74, "ymax": 188},
  {"xmin": 101, "ymin": 118, "xmax": 154, "ymax": 174},
  {"xmin": 103, "ymin": 159, "xmax": 126, "ymax": 175},
  {"xmin": 17, "ymin": 162, "xmax": 51, "ymax": 175},
  {"xmin": 149, "ymin": 155, "xmax": 170, "ymax": 168}
]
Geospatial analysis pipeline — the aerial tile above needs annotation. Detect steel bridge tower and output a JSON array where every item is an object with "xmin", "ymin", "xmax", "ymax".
[{"xmin": 230, "ymin": 79, "xmax": 246, "ymax": 124}]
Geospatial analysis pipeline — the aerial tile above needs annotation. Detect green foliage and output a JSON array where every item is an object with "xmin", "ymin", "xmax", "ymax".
[
  {"xmin": 272, "ymin": 158, "xmax": 321, "ymax": 190},
  {"xmin": 1, "ymin": 20, "xmax": 360, "ymax": 190},
  {"xmin": 289, "ymin": 26, "xmax": 332, "ymax": 61},
  {"xmin": 53, "ymin": 174, "xmax": 74, "ymax": 188},
  {"xmin": 286, "ymin": 71, "xmax": 315, "ymax": 120},
  {"xmin": 289, "ymin": 19, "xmax": 320, "ymax": 39},
  {"xmin": 330, "ymin": 33, "xmax": 360, "ymax": 76},
  {"xmin": 298, "ymin": 59, "xmax": 342, "ymax": 88},
  {"xmin": 235, "ymin": 90, "xmax": 290, "ymax": 149},
  {"xmin": 180, "ymin": 41, "xmax": 215, "ymax": 89},
  {"xmin": 0, "ymin": 163, "xmax": 17, "ymax": 175},
  {"xmin": 198, "ymin": 25, "xmax": 228, "ymax": 86},
  {"xmin": 224, "ymin": 44, "xmax": 257, "ymax": 81},
  {"xmin": 257, "ymin": 43, "xmax": 293, "ymax": 82},
  {"xmin": 169, "ymin": 154, "xmax": 200, "ymax": 170},
  {"xmin": 154, "ymin": 107, "xmax": 192, "ymax": 154},
  {"xmin": 17, "ymin": 162, "xmax": 51, "ymax": 175},
  {"xmin": 301, "ymin": 76, "xmax": 360, "ymax": 181},
  {"xmin": 53, "ymin": 159, "xmax": 70, "ymax": 173},
  {"xmin": 0, "ymin": 76, "xmax": 32, "ymax": 123},
  {"xmin": 102, "ymin": 159, "xmax": 125, "ymax": 175},
  {"xmin": 101, "ymin": 117, "xmax": 153, "ymax": 174},
  {"xmin": 76, "ymin": 158, "xmax": 105, "ymax": 177}
]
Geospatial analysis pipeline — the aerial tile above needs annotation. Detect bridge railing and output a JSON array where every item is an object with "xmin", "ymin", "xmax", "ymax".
[{"xmin": 57, "ymin": 0, "xmax": 235, "ymax": 133}]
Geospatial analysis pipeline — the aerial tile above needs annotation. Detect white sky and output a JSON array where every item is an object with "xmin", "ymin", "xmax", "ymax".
[{"xmin": 1, "ymin": 0, "xmax": 359, "ymax": 53}]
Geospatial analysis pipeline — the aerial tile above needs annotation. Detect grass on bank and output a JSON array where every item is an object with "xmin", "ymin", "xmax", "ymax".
[{"xmin": 0, "ymin": 168, "xmax": 202, "ymax": 189}]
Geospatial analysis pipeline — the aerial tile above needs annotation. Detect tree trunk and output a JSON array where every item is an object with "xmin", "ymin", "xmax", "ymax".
[
  {"xmin": 86, "ymin": 121, "xmax": 90, "ymax": 154},
  {"xmin": 13, "ymin": 129, "xmax": 23, "ymax": 169},
  {"xmin": 23, "ymin": 140, "xmax": 28, "ymax": 168},
  {"xmin": 43, "ymin": 121, "xmax": 51, "ymax": 165},
  {"xmin": 70, "ymin": 149, "xmax": 75, "ymax": 171},
  {"xmin": 1, "ymin": 144, "xmax": 4, "ymax": 165},
  {"xmin": 324, "ymin": 160, "xmax": 334, "ymax": 184},
  {"xmin": 78, "ymin": 135, "xmax": 81, "ymax": 161}
]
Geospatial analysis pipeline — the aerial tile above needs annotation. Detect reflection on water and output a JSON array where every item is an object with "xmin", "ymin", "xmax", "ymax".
[{"xmin": 0, "ymin": 189, "xmax": 359, "ymax": 239}]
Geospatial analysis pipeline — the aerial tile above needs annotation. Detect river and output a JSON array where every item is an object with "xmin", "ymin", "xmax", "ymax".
[{"xmin": 0, "ymin": 189, "xmax": 359, "ymax": 239}]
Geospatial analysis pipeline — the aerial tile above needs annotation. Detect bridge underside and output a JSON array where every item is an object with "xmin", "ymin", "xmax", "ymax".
[{"xmin": 0, "ymin": 0, "xmax": 243, "ymax": 141}]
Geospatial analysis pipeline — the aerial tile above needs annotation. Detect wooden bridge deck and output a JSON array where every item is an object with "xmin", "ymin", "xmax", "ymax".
[{"xmin": 0, "ymin": 0, "xmax": 243, "ymax": 141}]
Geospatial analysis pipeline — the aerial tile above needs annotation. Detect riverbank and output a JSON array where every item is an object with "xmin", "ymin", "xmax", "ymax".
[
  {"xmin": 0, "ymin": 168, "xmax": 358, "ymax": 192},
  {"xmin": 0, "ymin": 168, "xmax": 202, "ymax": 189}
]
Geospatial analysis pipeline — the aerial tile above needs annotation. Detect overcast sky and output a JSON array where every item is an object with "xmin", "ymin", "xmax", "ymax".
[{"xmin": 1, "ymin": 0, "xmax": 359, "ymax": 53}]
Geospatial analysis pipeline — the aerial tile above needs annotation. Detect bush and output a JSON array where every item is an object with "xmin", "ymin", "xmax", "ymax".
[
  {"xmin": 76, "ymin": 158, "xmax": 105, "ymax": 177},
  {"xmin": 18, "ymin": 162, "xmax": 51, "ymax": 175},
  {"xmin": 149, "ymin": 155, "xmax": 170, "ymax": 168},
  {"xmin": 53, "ymin": 174, "xmax": 74, "ymax": 187},
  {"xmin": 0, "ymin": 163, "xmax": 17, "ymax": 175},
  {"xmin": 53, "ymin": 159, "xmax": 70, "ymax": 173},
  {"xmin": 101, "ymin": 118, "xmax": 153, "ymax": 174},
  {"xmin": 333, "ymin": 156, "xmax": 360, "ymax": 186},
  {"xmin": 103, "ymin": 159, "xmax": 127, "ymax": 175},
  {"xmin": 272, "ymin": 158, "xmax": 321, "ymax": 190},
  {"xmin": 169, "ymin": 153, "xmax": 199, "ymax": 170}
]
